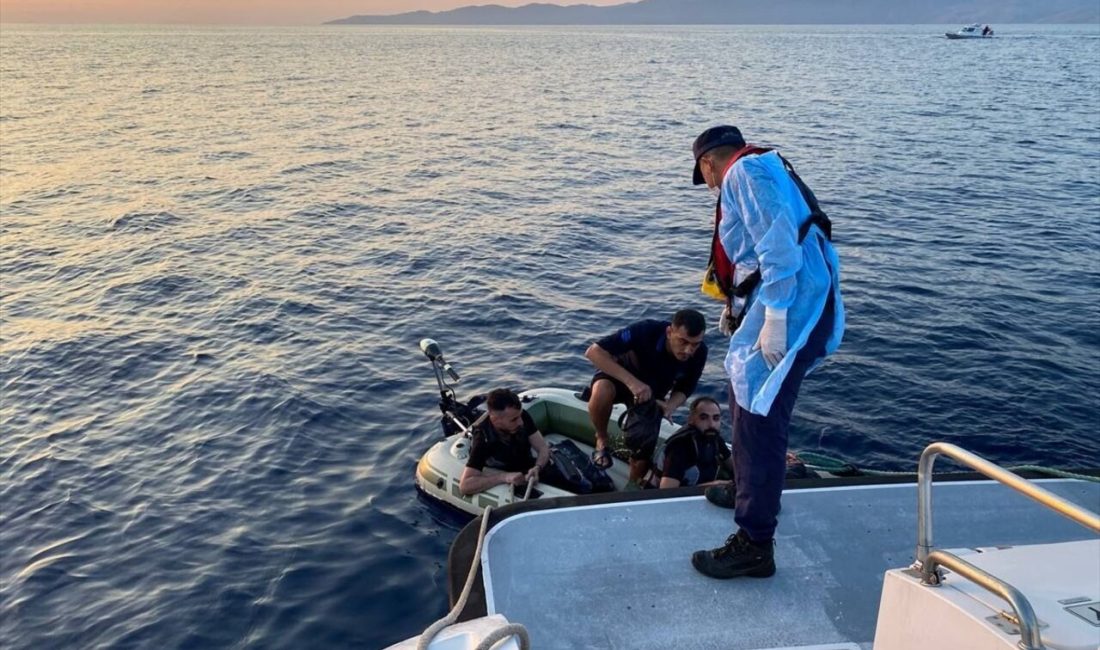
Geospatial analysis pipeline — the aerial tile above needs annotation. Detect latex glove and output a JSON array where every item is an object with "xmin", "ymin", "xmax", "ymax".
[
  {"xmin": 719, "ymin": 304, "xmax": 735, "ymax": 337},
  {"xmin": 755, "ymin": 307, "xmax": 788, "ymax": 369}
]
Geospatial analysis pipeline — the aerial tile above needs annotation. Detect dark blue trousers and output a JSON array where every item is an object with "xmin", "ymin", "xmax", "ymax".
[{"xmin": 729, "ymin": 292, "xmax": 835, "ymax": 543}]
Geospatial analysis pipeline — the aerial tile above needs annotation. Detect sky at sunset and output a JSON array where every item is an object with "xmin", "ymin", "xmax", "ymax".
[{"xmin": 0, "ymin": 0, "xmax": 627, "ymax": 24}]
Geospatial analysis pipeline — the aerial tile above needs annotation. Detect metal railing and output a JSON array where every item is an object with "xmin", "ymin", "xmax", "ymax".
[
  {"xmin": 922, "ymin": 550, "xmax": 1044, "ymax": 650},
  {"xmin": 914, "ymin": 442, "xmax": 1100, "ymax": 650}
]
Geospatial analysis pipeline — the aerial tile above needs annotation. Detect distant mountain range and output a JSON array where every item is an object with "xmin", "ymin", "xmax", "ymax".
[{"xmin": 326, "ymin": 0, "xmax": 1100, "ymax": 25}]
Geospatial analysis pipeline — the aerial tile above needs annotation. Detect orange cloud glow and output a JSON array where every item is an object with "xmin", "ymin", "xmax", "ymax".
[{"xmin": 0, "ymin": 0, "xmax": 627, "ymax": 25}]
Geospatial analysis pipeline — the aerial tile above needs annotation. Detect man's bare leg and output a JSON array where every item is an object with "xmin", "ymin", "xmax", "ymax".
[
  {"xmin": 629, "ymin": 459, "xmax": 651, "ymax": 486},
  {"xmin": 587, "ymin": 379, "xmax": 617, "ymax": 467}
]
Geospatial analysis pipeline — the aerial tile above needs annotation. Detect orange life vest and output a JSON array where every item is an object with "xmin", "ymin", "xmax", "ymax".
[
  {"xmin": 701, "ymin": 145, "xmax": 773, "ymax": 302},
  {"xmin": 701, "ymin": 146, "xmax": 833, "ymax": 304}
]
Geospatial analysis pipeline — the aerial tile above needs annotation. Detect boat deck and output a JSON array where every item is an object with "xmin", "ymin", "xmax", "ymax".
[{"xmin": 472, "ymin": 479, "xmax": 1099, "ymax": 650}]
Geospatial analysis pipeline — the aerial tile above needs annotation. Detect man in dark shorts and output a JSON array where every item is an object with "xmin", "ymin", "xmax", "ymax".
[
  {"xmin": 584, "ymin": 309, "xmax": 708, "ymax": 486},
  {"xmin": 652, "ymin": 396, "xmax": 733, "ymax": 489},
  {"xmin": 459, "ymin": 388, "xmax": 551, "ymax": 496}
]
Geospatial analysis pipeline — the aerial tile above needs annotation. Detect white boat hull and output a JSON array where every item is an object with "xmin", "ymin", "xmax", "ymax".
[
  {"xmin": 451, "ymin": 477, "xmax": 1100, "ymax": 649},
  {"xmin": 946, "ymin": 24, "xmax": 993, "ymax": 39}
]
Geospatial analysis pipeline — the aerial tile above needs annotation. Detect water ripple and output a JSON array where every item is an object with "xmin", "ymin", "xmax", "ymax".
[{"xmin": 1, "ymin": 23, "xmax": 1099, "ymax": 650}]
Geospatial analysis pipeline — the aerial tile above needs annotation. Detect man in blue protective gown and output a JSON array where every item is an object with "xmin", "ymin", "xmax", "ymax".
[{"xmin": 688, "ymin": 125, "xmax": 844, "ymax": 579}]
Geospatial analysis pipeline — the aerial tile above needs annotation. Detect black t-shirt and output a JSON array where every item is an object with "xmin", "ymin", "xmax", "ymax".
[
  {"xmin": 595, "ymin": 319, "xmax": 707, "ymax": 399},
  {"xmin": 466, "ymin": 410, "xmax": 538, "ymax": 472},
  {"xmin": 659, "ymin": 425, "xmax": 732, "ymax": 486}
]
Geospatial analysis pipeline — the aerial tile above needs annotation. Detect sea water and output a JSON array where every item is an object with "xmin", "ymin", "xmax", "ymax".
[{"xmin": 1, "ymin": 23, "xmax": 1098, "ymax": 648}]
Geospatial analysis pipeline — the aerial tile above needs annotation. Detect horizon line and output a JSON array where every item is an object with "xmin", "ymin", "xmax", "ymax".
[{"xmin": 1, "ymin": 21, "xmax": 1088, "ymax": 27}]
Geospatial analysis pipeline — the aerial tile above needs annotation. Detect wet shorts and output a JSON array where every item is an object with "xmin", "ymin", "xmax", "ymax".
[{"xmin": 588, "ymin": 371, "xmax": 635, "ymax": 406}]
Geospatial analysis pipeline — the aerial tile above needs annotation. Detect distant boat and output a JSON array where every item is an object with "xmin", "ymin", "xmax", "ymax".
[{"xmin": 946, "ymin": 23, "xmax": 994, "ymax": 39}]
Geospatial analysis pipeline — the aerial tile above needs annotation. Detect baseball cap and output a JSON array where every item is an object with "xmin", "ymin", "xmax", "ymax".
[{"xmin": 692, "ymin": 125, "xmax": 745, "ymax": 185}]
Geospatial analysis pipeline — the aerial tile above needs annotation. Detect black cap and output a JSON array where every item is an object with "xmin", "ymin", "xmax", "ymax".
[{"xmin": 692, "ymin": 125, "xmax": 745, "ymax": 185}]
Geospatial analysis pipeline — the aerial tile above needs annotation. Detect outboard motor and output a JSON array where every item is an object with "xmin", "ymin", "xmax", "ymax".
[{"xmin": 420, "ymin": 339, "xmax": 480, "ymax": 437}]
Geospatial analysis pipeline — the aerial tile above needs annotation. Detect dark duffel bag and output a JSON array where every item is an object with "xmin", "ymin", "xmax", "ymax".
[{"xmin": 542, "ymin": 439, "xmax": 614, "ymax": 494}]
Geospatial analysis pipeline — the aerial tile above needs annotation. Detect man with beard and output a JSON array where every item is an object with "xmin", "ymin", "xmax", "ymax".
[
  {"xmin": 652, "ymin": 397, "xmax": 733, "ymax": 489},
  {"xmin": 459, "ymin": 388, "xmax": 551, "ymax": 496}
]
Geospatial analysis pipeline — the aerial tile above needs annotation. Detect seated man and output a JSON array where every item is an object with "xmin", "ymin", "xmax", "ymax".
[
  {"xmin": 584, "ymin": 309, "xmax": 708, "ymax": 485},
  {"xmin": 459, "ymin": 388, "xmax": 550, "ymax": 497},
  {"xmin": 652, "ymin": 397, "xmax": 733, "ymax": 489}
]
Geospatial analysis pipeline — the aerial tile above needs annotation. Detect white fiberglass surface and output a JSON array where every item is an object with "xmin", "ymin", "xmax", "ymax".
[{"xmin": 481, "ymin": 480, "xmax": 1099, "ymax": 650}]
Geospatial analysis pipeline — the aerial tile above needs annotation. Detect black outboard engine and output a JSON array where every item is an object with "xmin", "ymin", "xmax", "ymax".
[{"xmin": 419, "ymin": 338, "xmax": 481, "ymax": 437}]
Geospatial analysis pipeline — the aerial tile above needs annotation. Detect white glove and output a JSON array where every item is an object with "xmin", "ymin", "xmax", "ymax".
[
  {"xmin": 719, "ymin": 304, "xmax": 735, "ymax": 336},
  {"xmin": 755, "ymin": 307, "xmax": 787, "ymax": 369}
]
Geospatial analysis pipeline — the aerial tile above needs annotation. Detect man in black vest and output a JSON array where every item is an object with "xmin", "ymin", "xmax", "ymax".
[
  {"xmin": 652, "ymin": 397, "xmax": 733, "ymax": 489},
  {"xmin": 459, "ymin": 388, "xmax": 550, "ymax": 497}
]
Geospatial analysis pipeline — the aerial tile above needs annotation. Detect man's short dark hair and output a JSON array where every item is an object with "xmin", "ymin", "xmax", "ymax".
[
  {"xmin": 703, "ymin": 145, "xmax": 741, "ymax": 164},
  {"xmin": 690, "ymin": 396, "xmax": 721, "ymax": 414},
  {"xmin": 486, "ymin": 388, "xmax": 522, "ymax": 412},
  {"xmin": 672, "ymin": 309, "xmax": 706, "ymax": 337}
]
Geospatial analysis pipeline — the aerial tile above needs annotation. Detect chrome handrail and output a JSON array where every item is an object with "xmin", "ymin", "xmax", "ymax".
[
  {"xmin": 915, "ymin": 442, "xmax": 1100, "ymax": 650},
  {"xmin": 917, "ymin": 442, "xmax": 1100, "ymax": 569},
  {"xmin": 924, "ymin": 550, "xmax": 1045, "ymax": 650}
]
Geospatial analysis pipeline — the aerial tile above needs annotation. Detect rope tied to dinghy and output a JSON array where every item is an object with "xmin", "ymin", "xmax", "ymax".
[
  {"xmin": 795, "ymin": 451, "xmax": 1100, "ymax": 483},
  {"xmin": 416, "ymin": 504, "xmax": 531, "ymax": 650},
  {"xmin": 796, "ymin": 451, "xmax": 914, "ymax": 476}
]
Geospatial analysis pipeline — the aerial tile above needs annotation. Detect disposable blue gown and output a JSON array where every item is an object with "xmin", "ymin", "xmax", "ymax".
[{"xmin": 719, "ymin": 151, "xmax": 844, "ymax": 416}]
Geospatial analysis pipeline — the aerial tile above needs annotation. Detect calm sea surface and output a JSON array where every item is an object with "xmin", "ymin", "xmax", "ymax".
[{"xmin": 1, "ymin": 23, "xmax": 1098, "ymax": 649}]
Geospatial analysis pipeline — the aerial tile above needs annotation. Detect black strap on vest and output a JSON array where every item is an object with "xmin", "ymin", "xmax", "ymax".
[{"xmin": 730, "ymin": 155, "xmax": 833, "ymax": 299}]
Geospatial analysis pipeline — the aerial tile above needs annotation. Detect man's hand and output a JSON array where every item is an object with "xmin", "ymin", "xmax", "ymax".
[
  {"xmin": 627, "ymin": 380, "xmax": 652, "ymax": 404},
  {"xmin": 754, "ymin": 308, "xmax": 788, "ymax": 369},
  {"xmin": 656, "ymin": 400, "xmax": 676, "ymax": 423},
  {"xmin": 719, "ymin": 304, "xmax": 735, "ymax": 336},
  {"xmin": 505, "ymin": 472, "xmax": 527, "ymax": 487},
  {"xmin": 525, "ymin": 466, "xmax": 540, "ymax": 483}
]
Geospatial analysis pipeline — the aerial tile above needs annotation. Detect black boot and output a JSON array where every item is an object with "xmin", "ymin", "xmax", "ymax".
[
  {"xmin": 704, "ymin": 483, "xmax": 782, "ymax": 514},
  {"xmin": 691, "ymin": 530, "xmax": 775, "ymax": 579},
  {"xmin": 704, "ymin": 482, "xmax": 737, "ymax": 509}
]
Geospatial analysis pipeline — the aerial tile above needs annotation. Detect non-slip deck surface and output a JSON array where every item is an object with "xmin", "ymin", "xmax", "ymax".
[{"xmin": 481, "ymin": 480, "xmax": 1100, "ymax": 650}]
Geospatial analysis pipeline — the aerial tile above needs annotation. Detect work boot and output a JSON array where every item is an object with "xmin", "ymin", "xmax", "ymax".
[
  {"xmin": 691, "ymin": 529, "xmax": 776, "ymax": 579},
  {"xmin": 704, "ymin": 483, "xmax": 782, "ymax": 514},
  {"xmin": 704, "ymin": 482, "xmax": 736, "ymax": 509}
]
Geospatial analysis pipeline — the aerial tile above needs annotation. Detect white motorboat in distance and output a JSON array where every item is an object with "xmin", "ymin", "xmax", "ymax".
[{"xmin": 946, "ymin": 23, "xmax": 994, "ymax": 39}]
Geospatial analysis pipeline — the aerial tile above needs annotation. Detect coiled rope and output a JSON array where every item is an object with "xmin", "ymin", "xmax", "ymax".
[{"xmin": 418, "ymin": 487, "xmax": 532, "ymax": 650}]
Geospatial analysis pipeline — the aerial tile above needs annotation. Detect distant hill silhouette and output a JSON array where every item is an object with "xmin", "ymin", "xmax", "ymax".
[{"xmin": 326, "ymin": 0, "xmax": 1100, "ymax": 25}]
